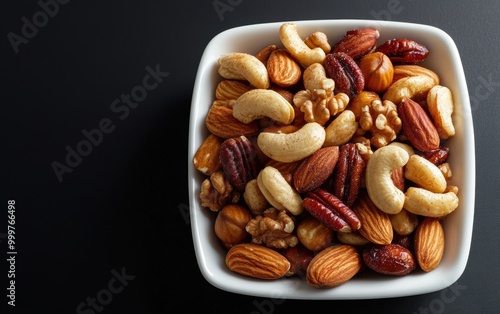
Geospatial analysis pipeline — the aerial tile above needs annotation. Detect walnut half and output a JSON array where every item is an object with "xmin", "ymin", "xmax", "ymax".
[{"xmin": 245, "ymin": 208, "xmax": 298, "ymax": 249}]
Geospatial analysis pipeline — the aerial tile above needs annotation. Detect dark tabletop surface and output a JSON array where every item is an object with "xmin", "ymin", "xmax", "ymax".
[{"xmin": 3, "ymin": 0, "xmax": 500, "ymax": 313}]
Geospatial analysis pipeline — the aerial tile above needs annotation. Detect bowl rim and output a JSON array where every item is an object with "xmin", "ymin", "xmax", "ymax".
[{"xmin": 188, "ymin": 19, "xmax": 475, "ymax": 300}]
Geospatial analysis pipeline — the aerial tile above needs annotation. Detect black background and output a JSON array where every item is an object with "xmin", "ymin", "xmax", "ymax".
[{"xmin": 2, "ymin": 0, "xmax": 500, "ymax": 313}]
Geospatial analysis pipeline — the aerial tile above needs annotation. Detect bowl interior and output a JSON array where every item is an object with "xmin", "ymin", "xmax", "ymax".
[{"xmin": 188, "ymin": 19, "xmax": 475, "ymax": 299}]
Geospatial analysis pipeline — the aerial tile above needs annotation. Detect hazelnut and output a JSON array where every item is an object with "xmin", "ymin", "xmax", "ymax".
[
  {"xmin": 296, "ymin": 216, "xmax": 334, "ymax": 251},
  {"xmin": 359, "ymin": 52, "xmax": 394, "ymax": 93},
  {"xmin": 214, "ymin": 204, "xmax": 253, "ymax": 248}
]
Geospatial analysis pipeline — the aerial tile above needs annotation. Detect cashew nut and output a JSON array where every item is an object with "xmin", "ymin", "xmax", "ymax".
[
  {"xmin": 257, "ymin": 166, "xmax": 303, "ymax": 215},
  {"xmin": 388, "ymin": 141, "xmax": 414, "ymax": 157},
  {"xmin": 279, "ymin": 23, "xmax": 326, "ymax": 67},
  {"xmin": 404, "ymin": 187, "xmax": 459, "ymax": 217},
  {"xmin": 304, "ymin": 31, "xmax": 331, "ymax": 54},
  {"xmin": 427, "ymin": 85, "xmax": 456, "ymax": 139},
  {"xmin": 218, "ymin": 52, "xmax": 270, "ymax": 89},
  {"xmin": 389, "ymin": 209, "xmax": 419, "ymax": 236},
  {"xmin": 303, "ymin": 62, "xmax": 333, "ymax": 92},
  {"xmin": 232, "ymin": 89, "xmax": 295, "ymax": 125},
  {"xmin": 382, "ymin": 75, "xmax": 436, "ymax": 104},
  {"xmin": 257, "ymin": 122, "xmax": 325, "ymax": 163},
  {"xmin": 324, "ymin": 110, "xmax": 358, "ymax": 147},
  {"xmin": 365, "ymin": 145, "xmax": 409, "ymax": 214},
  {"xmin": 404, "ymin": 154, "xmax": 447, "ymax": 193}
]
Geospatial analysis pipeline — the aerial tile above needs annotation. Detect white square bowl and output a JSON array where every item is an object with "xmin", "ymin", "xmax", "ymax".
[{"xmin": 188, "ymin": 19, "xmax": 475, "ymax": 299}]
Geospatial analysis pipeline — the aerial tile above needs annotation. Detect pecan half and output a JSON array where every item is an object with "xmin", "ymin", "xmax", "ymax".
[
  {"xmin": 220, "ymin": 135, "xmax": 260, "ymax": 192},
  {"xmin": 332, "ymin": 28, "xmax": 380, "ymax": 60},
  {"xmin": 302, "ymin": 188, "xmax": 361, "ymax": 232},
  {"xmin": 375, "ymin": 38, "xmax": 429, "ymax": 64},
  {"xmin": 324, "ymin": 52, "xmax": 365, "ymax": 98},
  {"xmin": 421, "ymin": 146, "xmax": 450, "ymax": 165},
  {"xmin": 332, "ymin": 143, "xmax": 366, "ymax": 207}
]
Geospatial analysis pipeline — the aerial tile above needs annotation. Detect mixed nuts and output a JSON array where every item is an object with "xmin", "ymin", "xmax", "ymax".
[{"xmin": 192, "ymin": 22, "xmax": 459, "ymax": 288}]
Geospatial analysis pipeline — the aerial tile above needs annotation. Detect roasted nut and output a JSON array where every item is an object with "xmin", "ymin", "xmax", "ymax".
[
  {"xmin": 303, "ymin": 188, "xmax": 361, "ymax": 232},
  {"xmin": 279, "ymin": 22, "xmax": 326, "ymax": 67},
  {"xmin": 323, "ymin": 110, "xmax": 358, "ymax": 147},
  {"xmin": 243, "ymin": 179, "xmax": 270, "ymax": 216},
  {"xmin": 264, "ymin": 158, "xmax": 300, "ymax": 185},
  {"xmin": 324, "ymin": 52, "xmax": 365, "ymax": 98},
  {"xmin": 257, "ymin": 122, "xmax": 325, "ymax": 163},
  {"xmin": 215, "ymin": 80, "xmax": 253, "ymax": 100},
  {"xmin": 280, "ymin": 244, "xmax": 314, "ymax": 277},
  {"xmin": 304, "ymin": 31, "xmax": 331, "ymax": 53},
  {"xmin": 267, "ymin": 48, "xmax": 302, "ymax": 87},
  {"xmin": 233, "ymin": 89, "xmax": 295, "ymax": 125},
  {"xmin": 388, "ymin": 141, "xmax": 415, "ymax": 157},
  {"xmin": 392, "ymin": 64, "xmax": 440, "ymax": 85},
  {"xmin": 293, "ymin": 146, "xmax": 340, "ymax": 193},
  {"xmin": 404, "ymin": 187, "xmax": 459, "ymax": 218},
  {"xmin": 215, "ymin": 204, "xmax": 253, "ymax": 248},
  {"xmin": 375, "ymin": 38, "xmax": 429, "ymax": 64},
  {"xmin": 421, "ymin": 146, "xmax": 450, "ymax": 165},
  {"xmin": 218, "ymin": 52, "xmax": 270, "ymax": 89},
  {"xmin": 297, "ymin": 216, "xmax": 334, "ymax": 251},
  {"xmin": 220, "ymin": 135, "xmax": 260, "ymax": 192},
  {"xmin": 352, "ymin": 136, "xmax": 374, "ymax": 162},
  {"xmin": 391, "ymin": 166, "xmax": 405, "ymax": 191},
  {"xmin": 362, "ymin": 243, "xmax": 417, "ymax": 275},
  {"xmin": 336, "ymin": 231, "xmax": 370, "ymax": 246},
  {"xmin": 332, "ymin": 28, "xmax": 380, "ymax": 60},
  {"xmin": 225, "ymin": 243, "xmax": 290, "ymax": 279},
  {"xmin": 269, "ymin": 85, "xmax": 295, "ymax": 104},
  {"xmin": 414, "ymin": 217, "xmax": 445, "ymax": 272},
  {"xmin": 427, "ymin": 85, "xmax": 456, "ymax": 139},
  {"xmin": 348, "ymin": 91, "xmax": 381, "ymax": 120},
  {"xmin": 257, "ymin": 166, "xmax": 304, "ymax": 215},
  {"xmin": 358, "ymin": 99, "xmax": 402, "ymax": 148},
  {"xmin": 352, "ymin": 191, "xmax": 393, "ymax": 245},
  {"xmin": 246, "ymin": 208, "xmax": 298, "ymax": 249},
  {"xmin": 205, "ymin": 104, "xmax": 260, "ymax": 138},
  {"xmin": 398, "ymin": 98, "xmax": 440, "ymax": 152},
  {"xmin": 404, "ymin": 154, "xmax": 447, "ymax": 193},
  {"xmin": 383, "ymin": 75, "xmax": 436, "ymax": 104},
  {"xmin": 254, "ymin": 44, "xmax": 277, "ymax": 64},
  {"xmin": 359, "ymin": 52, "xmax": 394, "ymax": 93},
  {"xmin": 193, "ymin": 133, "xmax": 222, "ymax": 175},
  {"xmin": 439, "ymin": 162, "xmax": 453, "ymax": 181},
  {"xmin": 389, "ymin": 209, "xmax": 419, "ymax": 236},
  {"xmin": 365, "ymin": 145, "xmax": 409, "ymax": 214},
  {"xmin": 306, "ymin": 244, "xmax": 361, "ymax": 288},
  {"xmin": 331, "ymin": 143, "xmax": 366, "ymax": 207},
  {"xmin": 392, "ymin": 232, "xmax": 414, "ymax": 251},
  {"xmin": 200, "ymin": 171, "xmax": 240, "ymax": 212}
]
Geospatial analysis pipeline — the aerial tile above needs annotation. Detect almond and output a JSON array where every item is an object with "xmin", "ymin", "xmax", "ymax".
[
  {"xmin": 352, "ymin": 191, "xmax": 393, "ymax": 245},
  {"xmin": 293, "ymin": 146, "xmax": 339, "ymax": 193},
  {"xmin": 225, "ymin": 243, "xmax": 290, "ymax": 279},
  {"xmin": 414, "ymin": 217, "xmax": 445, "ymax": 272},
  {"xmin": 266, "ymin": 49, "xmax": 302, "ymax": 88},
  {"xmin": 193, "ymin": 133, "xmax": 223, "ymax": 175},
  {"xmin": 397, "ymin": 98, "xmax": 440, "ymax": 152},
  {"xmin": 306, "ymin": 244, "xmax": 361, "ymax": 288},
  {"xmin": 205, "ymin": 104, "xmax": 260, "ymax": 139},
  {"xmin": 215, "ymin": 80, "xmax": 253, "ymax": 100}
]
